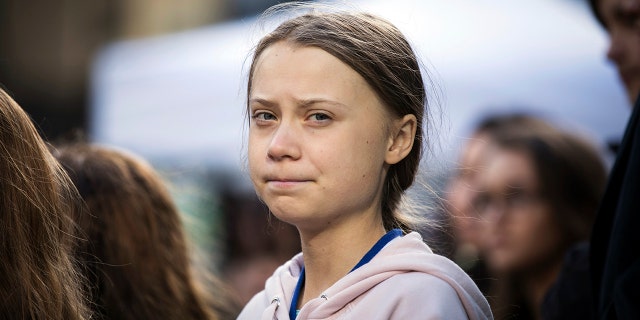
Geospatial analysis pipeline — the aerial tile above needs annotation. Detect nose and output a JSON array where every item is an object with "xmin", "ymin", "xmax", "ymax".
[
  {"xmin": 483, "ymin": 202, "xmax": 508, "ymax": 225},
  {"xmin": 267, "ymin": 121, "xmax": 301, "ymax": 161}
]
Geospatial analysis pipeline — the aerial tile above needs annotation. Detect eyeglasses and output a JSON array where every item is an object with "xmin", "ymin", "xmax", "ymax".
[{"xmin": 471, "ymin": 187, "xmax": 544, "ymax": 218}]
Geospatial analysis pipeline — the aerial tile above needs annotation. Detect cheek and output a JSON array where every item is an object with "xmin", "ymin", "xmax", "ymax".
[
  {"xmin": 508, "ymin": 211, "xmax": 563, "ymax": 264},
  {"xmin": 247, "ymin": 135, "xmax": 266, "ymax": 177},
  {"xmin": 322, "ymin": 129, "xmax": 387, "ymax": 168}
]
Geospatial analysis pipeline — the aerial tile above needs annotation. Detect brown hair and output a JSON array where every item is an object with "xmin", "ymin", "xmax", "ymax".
[
  {"xmin": 247, "ymin": 4, "xmax": 429, "ymax": 232},
  {"xmin": 0, "ymin": 88, "xmax": 91, "ymax": 319},
  {"xmin": 491, "ymin": 122, "xmax": 606, "ymax": 245},
  {"xmin": 588, "ymin": 0, "xmax": 605, "ymax": 28},
  {"xmin": 479, "ymin": 114, "xmax": 606, "ymax": 319},
  {"xmin": 53, "ymin": 144, "xmax": 240, "ymax": 320}
]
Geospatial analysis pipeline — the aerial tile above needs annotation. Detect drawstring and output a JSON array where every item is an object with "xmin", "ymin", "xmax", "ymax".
[{"xmin": 263, "ymin": 297, "xmax": 280, "ymax": 320}]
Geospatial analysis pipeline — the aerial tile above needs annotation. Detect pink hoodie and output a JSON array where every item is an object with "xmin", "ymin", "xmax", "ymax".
[{"xmin": 237, "ymin": 232, "xmax": 493, "ymax": 319}]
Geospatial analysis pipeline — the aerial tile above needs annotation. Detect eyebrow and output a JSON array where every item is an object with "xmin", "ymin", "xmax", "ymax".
[{"xmin": 249, "ymin": 97, "xmax": 349, "ymax": 110}]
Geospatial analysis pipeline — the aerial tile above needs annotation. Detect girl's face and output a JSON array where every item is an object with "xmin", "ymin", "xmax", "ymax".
[
  {"xmin": 248, "ymin": 41, "xmax": 398, "ymax": 232},
  {"xmin": 474, "ymin": 149, "xmax": 564, "ymax": 274}
]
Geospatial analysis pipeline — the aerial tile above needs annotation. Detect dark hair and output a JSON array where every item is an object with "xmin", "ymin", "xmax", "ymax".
[
  {"xmin": 588, "ymin": 0, "xmax": 605, "ymax": 28},
  {"xmin": 482, "ymin": 115, "xmax": 606, "ymax": 319},
  {"xmin": 247, "ymin": 4, "xmax": 428, "ymax": 232},
  {"xmin": 0, "ymin": 88, "xmax": 91, "ymax": 319},
  {"xmin": 53, "ymin": 144, "xmax": 241, "ymax": 320},
  {"xmin": 492, "ymin": 126, "xmax": 606, "ymax": 244},
  {"xmin": 474, "ymin": 113, "xmax": 555, "ymax": 138}
]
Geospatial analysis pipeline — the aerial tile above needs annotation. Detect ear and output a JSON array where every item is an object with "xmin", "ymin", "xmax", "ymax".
[{"xmin": 385, "ymin": 114, "xmax": 417, "ymax": 165}]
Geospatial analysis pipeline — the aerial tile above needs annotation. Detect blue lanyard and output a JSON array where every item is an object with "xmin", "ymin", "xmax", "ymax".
[{"xmin": 288, "ymin": 229, "xmax": 402, "ymax": 319}]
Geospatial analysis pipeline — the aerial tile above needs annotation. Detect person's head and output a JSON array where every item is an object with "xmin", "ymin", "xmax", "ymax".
[
  {"xmin": 589, "ymin": 0, "xmax": 640, "ymax": 104},
  {"xmin": 246, "ymin": 5, "xmax": 427, "ymax": 233},
  {"xmin": 446, "ymin": 113, "xmax": 558, "ymax": 255},
  {"xmin": 472, "ymin": 124, "xmax": 606, "ymax": 275},
  {"xmin": 53, "ymin": 143, "xmax": 238, "ymax": 320},
  {"xmin": 0, "ymin": 88, "xmax": 90, "ymax": 319}
]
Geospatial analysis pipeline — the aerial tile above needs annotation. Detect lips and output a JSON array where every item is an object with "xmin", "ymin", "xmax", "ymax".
[
  {"xmin": 264, "ymin": 175, "xmax": 310, "ymax": 183},
  {"xmin": 263, "ymin": 175, "xmax": 312, "ymax": 189}
]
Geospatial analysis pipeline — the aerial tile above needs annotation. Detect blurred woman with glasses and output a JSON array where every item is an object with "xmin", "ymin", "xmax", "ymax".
[{"xmin": 470, "ymin": 118, "xmax": 607, "ymax": 319}]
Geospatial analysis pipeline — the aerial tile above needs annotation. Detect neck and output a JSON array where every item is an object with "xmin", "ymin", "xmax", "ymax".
[{"xmin": 297, "ymin": 215, "xmax": 386, "ymax": 305}]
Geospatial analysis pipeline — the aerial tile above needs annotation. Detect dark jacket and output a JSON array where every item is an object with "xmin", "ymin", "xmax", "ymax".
[
  {"xmin": 542, "ymin": 242, "xmax": 593, "ymax": 320},
  {"xmin": 590, "ymin": 96, "xmax": 640, "ymax": 319}
]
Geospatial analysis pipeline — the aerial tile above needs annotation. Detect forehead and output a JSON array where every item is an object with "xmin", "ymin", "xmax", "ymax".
[
  {"xmin": 253, "ymin": 42, "xmax": 352, "ymax": 83},
  {"xmin": 481, "ymin": 148, "xmax": 538, "ymax": 187},
  {"xmin": 460, "ymin": 133, "xmax": 493, "ymax": 166},
  {"xmin": 250, "ymin": 41, "xmax": 390, "ymax": 114}
]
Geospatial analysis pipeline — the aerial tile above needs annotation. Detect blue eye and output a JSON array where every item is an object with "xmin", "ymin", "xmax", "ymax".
[
  {"xmin": 309, "ymin": 113, "xmax": 331, "ymax": 121},
  {"xmin": 252, "ymin": 112, "xmax": 276, "ymax": 121}
]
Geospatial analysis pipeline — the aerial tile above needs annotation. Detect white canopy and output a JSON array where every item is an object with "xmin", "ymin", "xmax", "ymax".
[{"xmin": 90, "ymin": 0, "xmax": 630, "ymax": 176}]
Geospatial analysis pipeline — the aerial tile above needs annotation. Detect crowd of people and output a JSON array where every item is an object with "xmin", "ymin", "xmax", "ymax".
[{"xmin": 1, "ymin": 0, "xmax": 638, "ymax": 319}]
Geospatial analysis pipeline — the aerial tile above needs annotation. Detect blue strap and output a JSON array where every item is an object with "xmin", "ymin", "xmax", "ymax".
[
  {"xmin": 289, "ymin": 268, "xmax": 305, "ymax": 320},
  {"xmin": 350, "ymin": 228, "xmax": 403, "ymax": 272},
  {"xmin": 289, "ymin": 229, "xmax": 402, "ymax": 319}
]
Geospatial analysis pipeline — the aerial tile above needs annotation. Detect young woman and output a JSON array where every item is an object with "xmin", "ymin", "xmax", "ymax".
[
  {"xmin": 53, "ymin": 143, "xmax": 241, "ymax": 320},
  {"xmin": 237, "ymin": 5, "xmax": 492, "ymax": 319},
  {"xmin": 445, "ymin": 113, "xmax": 556, "ymax": 295},
  {"xmin": 0, "ymin": 88, "xmax": 91, "ymax": 319},
  {"xmin": 470, "ymin": 121, "xmax": 606, "ymax": 319}
]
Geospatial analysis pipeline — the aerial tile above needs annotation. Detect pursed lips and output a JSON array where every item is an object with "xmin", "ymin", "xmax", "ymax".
[{"xmin": 264, "ymin": 176, "xmax": 313, "ymax": 188}]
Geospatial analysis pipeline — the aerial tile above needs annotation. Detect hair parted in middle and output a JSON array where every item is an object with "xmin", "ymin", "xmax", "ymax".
[{"xmin": 247, "ymin": 3, "xmax": 432, "ymax": 232}]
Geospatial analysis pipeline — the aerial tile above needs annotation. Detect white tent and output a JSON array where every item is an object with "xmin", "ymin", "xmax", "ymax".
[{"xmin": 90, "ymin": 0, "xmax": 630, "ymax": 187}]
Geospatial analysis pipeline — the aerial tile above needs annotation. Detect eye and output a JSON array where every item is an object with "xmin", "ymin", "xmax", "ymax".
[
  {"xmin": 307, "ymin": 112, "xmax": 332, "ymax": 123},
  {"xmin": 505, "ymin": 189, "xmax": 526, "ymax": 206},
  {"xmin": 615, "ymin": 6, "xmax": 640, "ymax": 29},
  {"xmin": 471, "ymin": 193, "xmax": 491, "ymax": 214},
  {"xmin": 251, "ymin": 111, "xmax": 277, "ymax": 123},
  {"xmin": 622, "ymin": 12, "xmax": 639, "ymax": 28}
]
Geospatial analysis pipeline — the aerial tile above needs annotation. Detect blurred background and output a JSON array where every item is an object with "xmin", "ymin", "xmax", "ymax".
[{"xmin": 0, "ymin": 0, "xmax": 631, "ymax": 304}]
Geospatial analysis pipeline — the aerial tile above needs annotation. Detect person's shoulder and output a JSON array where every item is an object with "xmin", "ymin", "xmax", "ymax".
[
  {"xmin": 378, "ymin": 271, "xmax": 461, "ymax": 298},
  {"xmin": 369, "ymin": 272, "xmax": 475, "ymax": 319}
]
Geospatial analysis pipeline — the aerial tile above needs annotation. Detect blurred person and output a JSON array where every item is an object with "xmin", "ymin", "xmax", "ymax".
[
  {"xmin": 445, "ymin": 113, "xmax": 559, "ymax": 294},
  {"xmin": 53, "ymin": 143, "xmax": 242, "ymax": 320},
  {"xmin": 0, "ymin": 87, "xmax": 91, "ymax": 319},
  {"xmin": 470, "ymin": 122, "xmax": 606, "ymax": 319},
  {"xmin": 588, "ymin": 0, "xmax": 640, "ymax": 318},
  {"xmin": 238, "ymin": 3, "xmax": 492, "ymax": 319},
  {"xmin": 220, "ymin": 192, "xmax": 300, "ymax": 305},
  {"xmin": 590, "ymin": 0, "xmax": 640, "ymax": 104}
]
